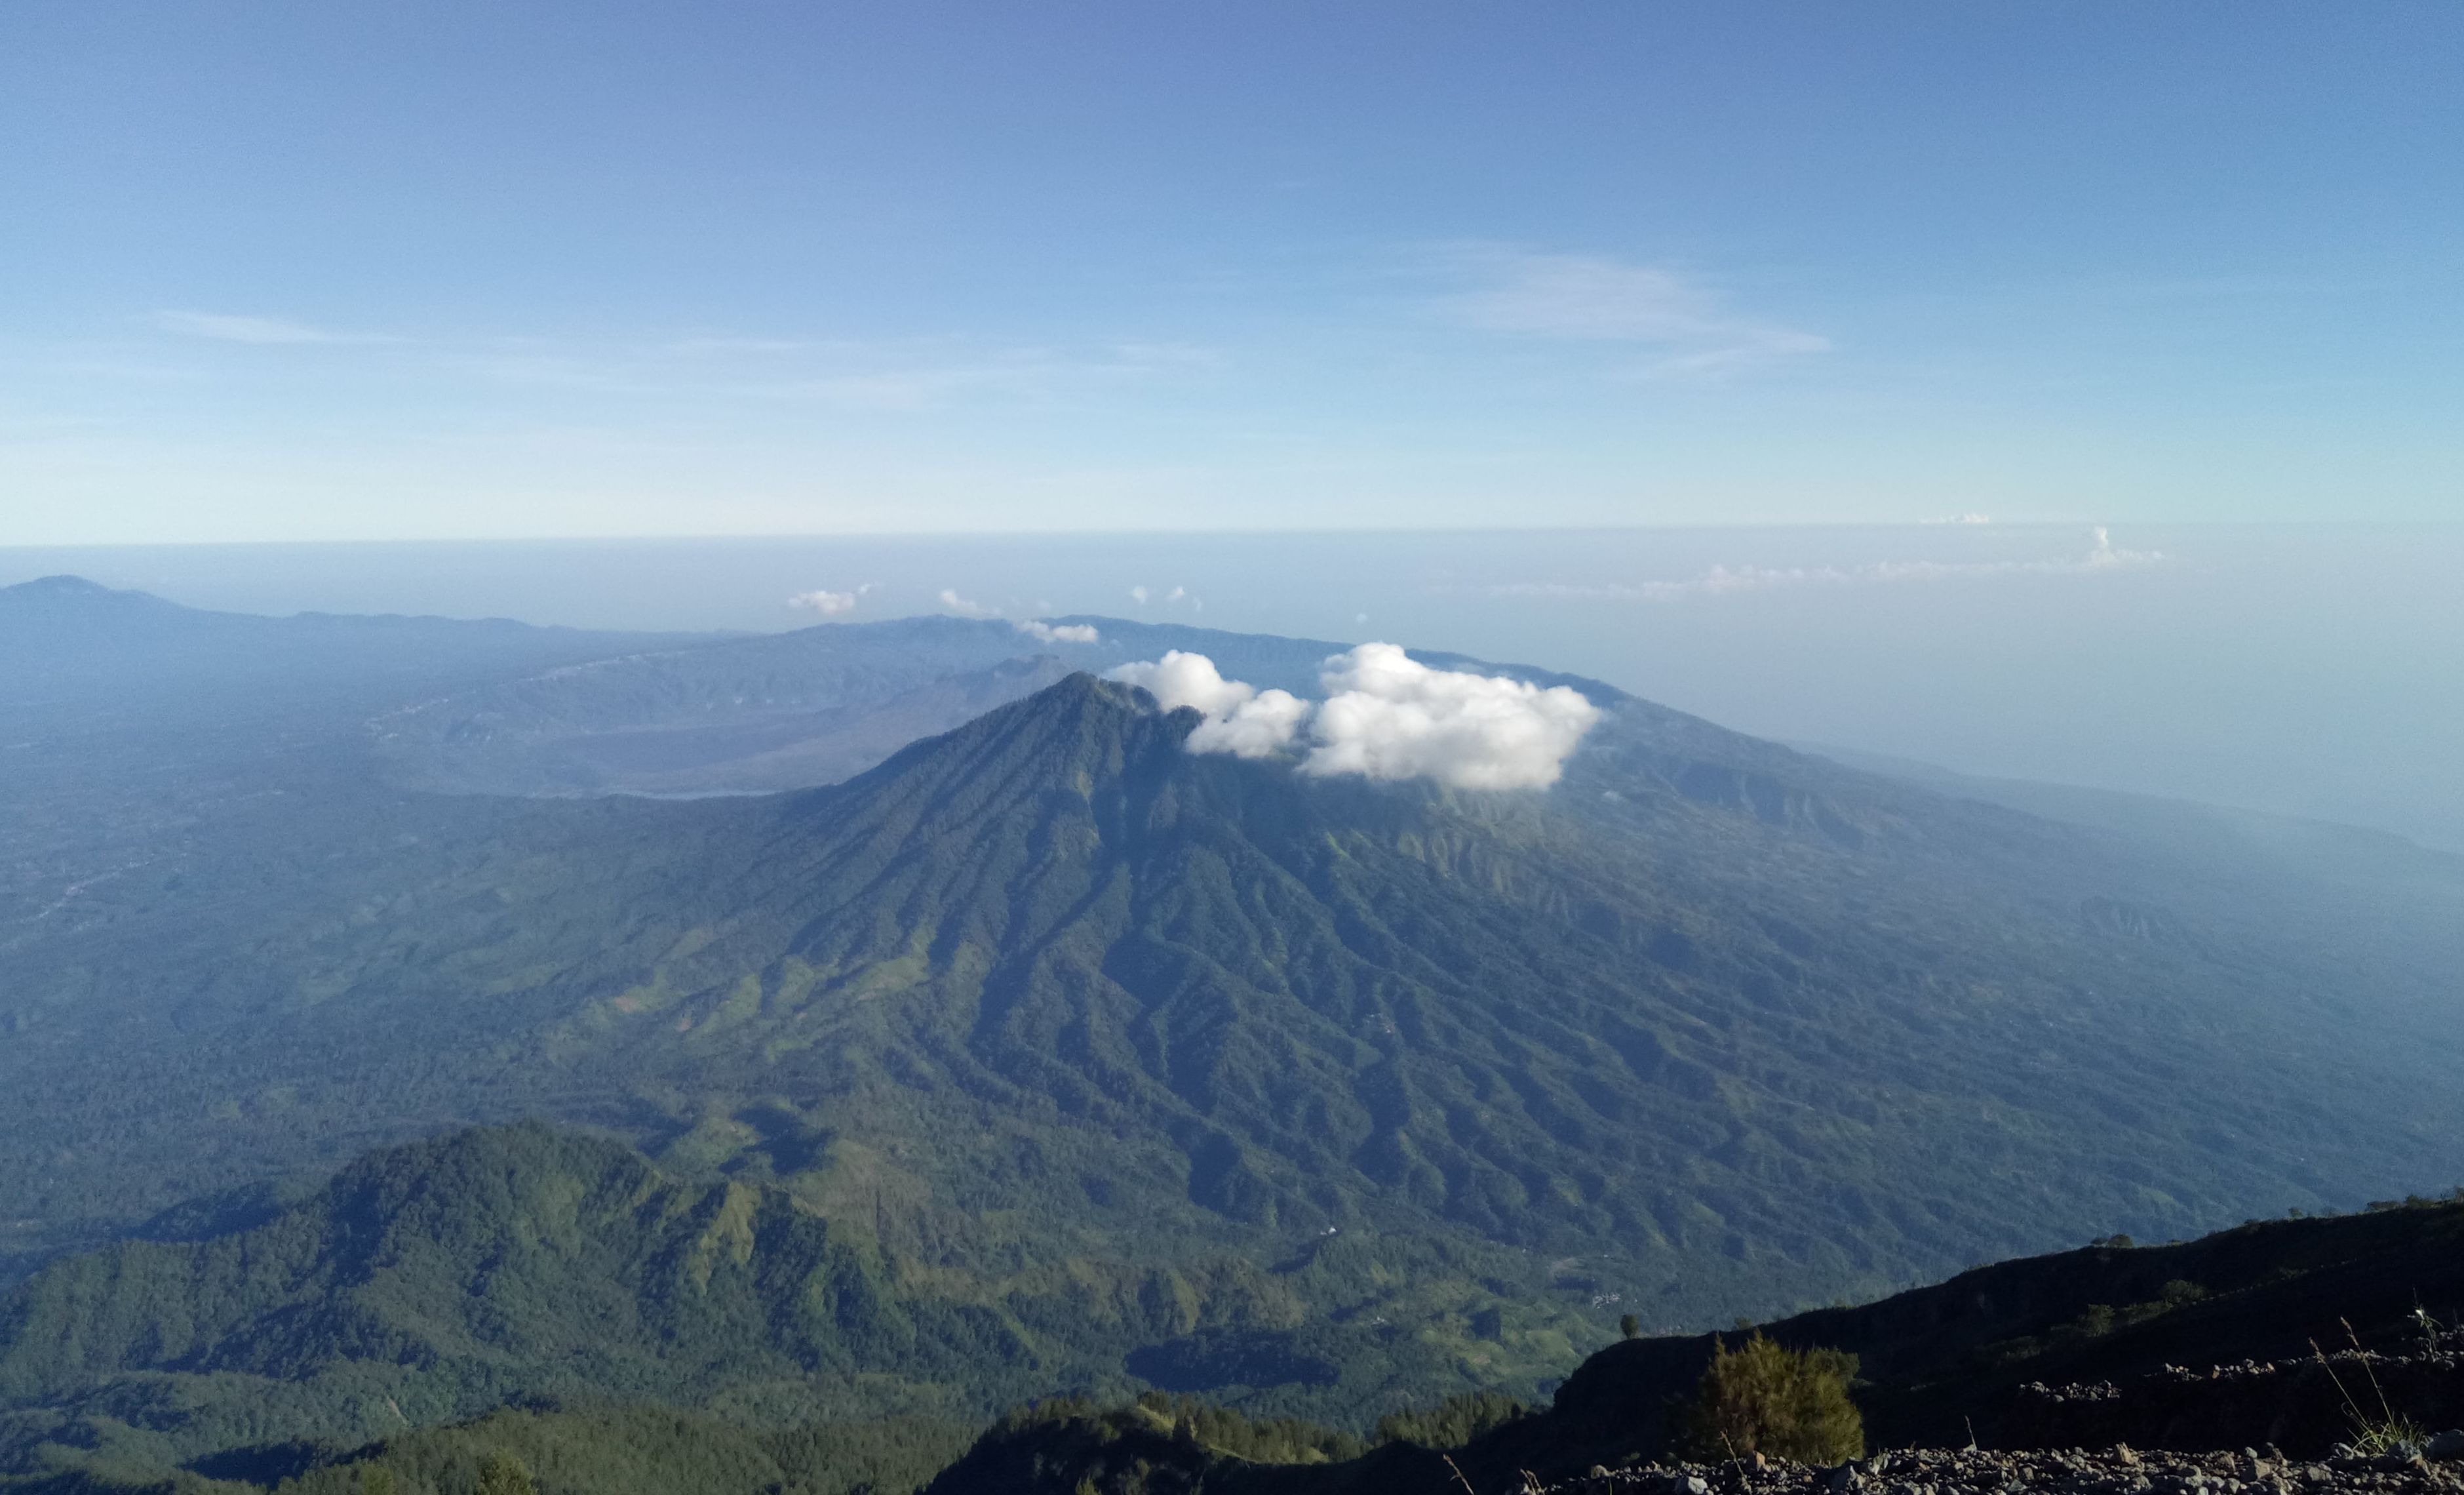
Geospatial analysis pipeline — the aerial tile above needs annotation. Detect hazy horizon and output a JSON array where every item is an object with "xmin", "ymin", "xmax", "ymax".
[{"xmin": 12, "ymin": 520, "xmax": 2459, "ymax": 854}]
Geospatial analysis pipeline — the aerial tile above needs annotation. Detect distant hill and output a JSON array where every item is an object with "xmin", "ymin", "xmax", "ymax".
[
  {"xmin": 0, "ymin": 1123, "xmax": 1177, "ymax": 1480},
  {"xmin": 358, "ymin": 599, "xmax": 1630, "ymax": 800},
  {"xmin": 0, "ymin": 574, "xmax": 697, "ymax": 714},
  {"xmin": 0, "ymin": 1122, "xmax": 1559, "ymax": 1487}
]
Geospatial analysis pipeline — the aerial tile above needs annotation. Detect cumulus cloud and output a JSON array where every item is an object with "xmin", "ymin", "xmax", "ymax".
[
  {"xmin": 1193, "ymin": 690, "xmax": 1311, "ymax": 757},
  {"xmin": 1107, "ymin": 645, "xmax": 1599, "ymax": 786},
  {"xmin": 937, "ymin": 588, "xmax": 998, "ymax": 618},
  {"xmin": 1105, "ymin": 650, "xmax": 1308, "ymax": 759},
  {"xmin": 1303, "ymin": 644, "xmax": 1599, "ymax": 790},
  {"xmin": 1126, "ymin": 582, "xmax": 1202, "ymax": 611},
  {"xmin": 1016, "ymin": 619, "xmax": 1101, "ymax": 645},
  {"xmin": 787, "ymin": 583, "xmax": 871, "ymax": 616},
  {"xmin": 1489, "ymin": 528, "xmax": 2163, "ymax": 603},
  {"xmin": 1108, "ymin": 650, "xmax": 1259, "ymax": 717}
]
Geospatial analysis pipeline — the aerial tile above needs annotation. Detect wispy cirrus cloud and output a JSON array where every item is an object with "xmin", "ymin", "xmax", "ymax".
[
  {"xmin": 140, "ymin": 311, "xmax": 1212, "ymax": 418},
  {"xmin": 1437, "ymin": 249, "xmax": 1829, "ymax": 380},
  {"xmin": 478, "ymin": 338, "xmax": 1215, "ymax": 412},
  {"xmin": 152, "ymin": 310, "xmax": 387, "ymax": 346}
]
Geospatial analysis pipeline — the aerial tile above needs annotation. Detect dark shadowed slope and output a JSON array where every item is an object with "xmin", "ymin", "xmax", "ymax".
[{"xmin": 922, "ymin": 1196, "xmax": 2464, "ymax": 1495}]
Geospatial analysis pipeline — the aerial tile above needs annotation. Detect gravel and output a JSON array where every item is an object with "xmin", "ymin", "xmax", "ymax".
[{"xmin": 1538, "ymin": 1444, "xmax": 2464, "ymax": 1495}]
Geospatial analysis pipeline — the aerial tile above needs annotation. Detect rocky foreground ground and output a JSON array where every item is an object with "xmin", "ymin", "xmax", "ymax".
[{"xmin": 1538, "ymin": 1445, "xmax": 2464, "ymax": 1495}]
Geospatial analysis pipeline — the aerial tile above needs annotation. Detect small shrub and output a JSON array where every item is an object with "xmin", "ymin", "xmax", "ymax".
[{"xmin": 1682, "ymin": 1332, "xmax": 1864, "ymax": 1464}]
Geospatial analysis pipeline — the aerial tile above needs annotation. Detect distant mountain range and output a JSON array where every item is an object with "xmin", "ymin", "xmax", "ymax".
[{"xmin": 5, "ymin": 574, "xmax": 2464, "ymax": 1486}]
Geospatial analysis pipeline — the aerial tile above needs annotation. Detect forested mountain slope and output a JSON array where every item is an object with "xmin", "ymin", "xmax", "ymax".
[
  {"xmin": 17, "ymin": 664, "xmax": 2461, "ymax": 1315},
  {"xmin": 541, "ymin": 672, "xmax": 2464, "ymax": 1289},
  {"xmin": 0, "ymin": 1122, "xmax": 1595, "ymax": 1485},
  {"xmin": 0, "ymin": 1125, "xmax": 1116, "ymax": 1479},
  {"xmin": 6, "ymin": 583, "xmax": 2464, "ymax": 1448}
]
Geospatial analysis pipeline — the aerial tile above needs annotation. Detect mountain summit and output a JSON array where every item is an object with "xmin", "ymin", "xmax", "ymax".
[{"xmin": 527, "ymin": 671, "xmax": 2463, "ymax": 1304}]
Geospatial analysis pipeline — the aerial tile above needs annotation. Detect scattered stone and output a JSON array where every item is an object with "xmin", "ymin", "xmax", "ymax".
[{"xmin": 1525, "ymin": 1444, "xmax": 2464, "ymax": 1495}]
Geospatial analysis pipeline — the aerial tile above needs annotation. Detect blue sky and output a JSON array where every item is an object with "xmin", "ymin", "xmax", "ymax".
[{"xmin": 3, "ymin": 1, "xmax": 2458, "ymax": 542}]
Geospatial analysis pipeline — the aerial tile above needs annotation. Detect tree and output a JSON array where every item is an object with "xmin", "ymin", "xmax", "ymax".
[
  {"xmin": 477, "ymin": 1451, "xmax": 540, "ymax": 1495},
  {"xmin": 1683, "ymin": 1332, "xmax": 1864, "ymax": 1464},
  {"xmin": 1620, "ymin": 1313, "xmax": 1641, "ymax": 1340}
]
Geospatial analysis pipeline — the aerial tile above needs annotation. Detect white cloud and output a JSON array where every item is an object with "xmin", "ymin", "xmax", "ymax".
[
  {"xmin": 1923, "ymin": 513, "xmax": 1995, "ymax": 525},
  {"xmin": 1105, "ymin": 650, "xmax": 1306, "ymax": 758},
  {"xmin": 1017, "ymin": 619, "xmax": 1101, "ymax": 645},
  {"xmin": 2081, "ymin": 526, "xmax": 2151, "ymax": 570},
  {"xmin": 938, "ymin": 588, "xmax": 998, "ymax": 618},
  {"xmin": 1439, "ymin": 250, "xmax": 1828, "ymax": 380},
  {"xmin": 153, "ymin": 310, "xmax": 374, "ymax": 346},
  {"xmin": 1129, "ymin": 585, "xmax": 1150, "ymax": 605},
  {"xmin": 1302, "ymin": 644, "xmax": 1599, "ymax": 790},
  {"xmin": 1108, "ymin": 645, "xmax": 1599, "ymax": 786},
  {"xmin": 1108, "ymin": 650, "xmax": 1256, "ymax": 717},
  {"xmin": 787, "ymin": 588, "xmax": 863, "ymax": 616},
  {"xmin": 1491, "ymin": 528, "xmax": 2164, "ymax": 603},
  {"xmin": 1192, "ymin": 690, "xmax": 1310, "ymax": 757}
]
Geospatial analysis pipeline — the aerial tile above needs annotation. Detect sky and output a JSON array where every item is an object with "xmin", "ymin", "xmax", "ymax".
[{"xmin": 3, "ymin": 1, "xmax": 2460, "ymax": 543}]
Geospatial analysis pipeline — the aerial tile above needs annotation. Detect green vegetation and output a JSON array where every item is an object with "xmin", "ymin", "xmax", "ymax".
[
  {"xmin": 473, "ymin": 1453, "xmax": 535, "ymax": 1495},
  {"xmin": 262, "ymin": 1404, "xmax": 976, "ymax": 1495},
  {"xmin": 14, "ymin": 586, "xmax": 2464, "ymax": 1490},
  {"xmin": 1371, "ymin": 1391, "xmax": 1528, "ymax": 1450},
  {"xmin": 1980, "ymin": 1277, "xmax": 2212, "ymax": 1365},
  {"xmin": 0, "ymin": 1124, "xmax": 1588, "ymax": 1487},
  {"xmin": 1681, "ymin": 1334, "xmax": 1864, "ymax": 1464},
  {"xmin": 922, "ymin": 1393, "xmax": 1372, "ymax": 1495},
  {"xmin": 2313, "ymin": 1321, "xmax": 2427, "ymax": 1458}
]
